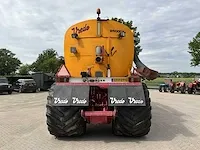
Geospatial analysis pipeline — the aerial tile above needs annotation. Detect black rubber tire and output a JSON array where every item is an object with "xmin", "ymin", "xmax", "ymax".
[
  {"xmin": 187, "ymin": 87, "xmax": 193, "ymax": 94},
  {"xmin": 46, "ymin": 96, "xmax": 86, "ymax": 137},
  {"xmin": 164, "ymin": 86, "xmax": 167, "ymax": 92},
  {"xmin": 180, "ymin": 86, "xmax": 186, "ymax": 94},
  {"xmin": 112, "ymin": 83, "xmax": 151, "ymax": 137},
  {"xmin": 169, "ymin": 86, "xmax": 174, "ymax": 93},
  {"xmin": 159, "ymin": 86, "xmax": 162, "ymax": 92},
  {"xmin": 8, "ymin": 90, "xmax": 12, "ymax": 94}
]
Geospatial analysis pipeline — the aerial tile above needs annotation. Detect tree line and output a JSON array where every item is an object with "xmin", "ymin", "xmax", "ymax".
[
  {"xmin": 0, "ymin": 48, "xmax": 64, "ymax": 75},
  {"xmin": 0, "ymin": 18, "xmax": 199, "ymax": 76},
  {"xmin": 159, "ymin": 72, "xmax": 200, "ymax": 78}
]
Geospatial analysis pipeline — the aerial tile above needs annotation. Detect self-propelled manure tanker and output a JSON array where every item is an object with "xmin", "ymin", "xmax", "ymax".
[{"xmin": 46, "ymin": 9, "xmax": 158, "ymax": 137}]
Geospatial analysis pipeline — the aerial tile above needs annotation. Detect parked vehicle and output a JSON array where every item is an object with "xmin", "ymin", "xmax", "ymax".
[
  {"xmin": 159, "ymin": 78, "xmax": 171, "ymax": 92},
  {"xmin": 31, "ymin": 72, "xmax": 55, "ymax": 91},
  {"xmin": 13, "ymin": 79, "xmax": 37, "ymax": 93},
  {"xmin": 187, "ymin": 76, "xmax": 200, "ymax": 94},
  {"xmin": 159, "ymin": 78, "xmax": 186, "ymax": 94},
  {"xmin": 169, "ymin": 81, "xmax": 186, "ymax": 94},
  {"xmin": 0, "ymin": 77, "xmax": 12, "ymax": 94},
  {"xmin": 6, "ymin": 73, "xmax": 55, "ymax": 91}
]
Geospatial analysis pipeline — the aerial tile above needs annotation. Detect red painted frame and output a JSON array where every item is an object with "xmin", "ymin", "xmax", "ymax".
[{"xmin": 54, "ymin": 64, "xmax": 142, "ymax": 124}]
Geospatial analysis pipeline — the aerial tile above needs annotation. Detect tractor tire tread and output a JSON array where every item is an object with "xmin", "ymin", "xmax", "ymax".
[
  {"xmin": 112, "ymin": 83, "xmax": 151, "ymax": 137},
  {"xmin": 46, "ymin": 97, "xmax": 86, "ymax": 137}
]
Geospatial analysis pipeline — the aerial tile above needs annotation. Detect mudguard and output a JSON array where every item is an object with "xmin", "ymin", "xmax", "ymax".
[
  {"xmin": 108, "ymin": 85, "xmax": 146, "ymax": 106},
  {"xmin": 49, "ymin": 84, "xmax": 90, "ymax": 106}
]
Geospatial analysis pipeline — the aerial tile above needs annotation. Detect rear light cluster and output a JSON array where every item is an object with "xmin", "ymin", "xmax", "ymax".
[{"xmin": 95, "ymin": 46, "xmax": 103, "ymax": 64}]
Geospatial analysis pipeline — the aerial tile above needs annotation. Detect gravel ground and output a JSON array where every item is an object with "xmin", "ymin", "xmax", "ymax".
[{"xmin": 0, "ymin": 90, "xmax": 200, "ymax": 150}]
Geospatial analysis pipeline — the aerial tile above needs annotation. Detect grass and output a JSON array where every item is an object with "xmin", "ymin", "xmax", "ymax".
[{"xmin": 145, "ymin": 78, "xmax": 194, "ymax": 87}]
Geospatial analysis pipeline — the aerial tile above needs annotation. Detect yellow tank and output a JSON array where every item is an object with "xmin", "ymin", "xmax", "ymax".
[{"xmin": 64, "ymin": 17, "xmax": 134, "ymax": 77}]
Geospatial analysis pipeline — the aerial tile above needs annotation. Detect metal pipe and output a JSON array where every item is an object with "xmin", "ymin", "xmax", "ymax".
[
  {"xmin": 134, "ymin": 53, "xmax": 158, "ymax": 80},
  {"xmin": 134, "ymin": 53, "xmax": 147, "ymax": 69},
  {"xmin": 97, "ymin": 21, "xmax": 101, "ymax": 36}
]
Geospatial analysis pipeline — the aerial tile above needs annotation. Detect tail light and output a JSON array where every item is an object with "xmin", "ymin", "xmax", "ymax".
[{"xmin": 95, "ymin": 46, "xmax": 102, "ymax": 55}]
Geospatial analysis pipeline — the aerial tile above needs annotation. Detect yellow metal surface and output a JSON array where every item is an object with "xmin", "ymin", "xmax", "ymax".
[{"xmin": 64, "ymin": 19, "xmax": 134, "ymax": 77}]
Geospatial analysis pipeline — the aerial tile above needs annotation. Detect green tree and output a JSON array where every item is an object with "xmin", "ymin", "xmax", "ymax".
[
  {"xmin": 18, "ymin": 64, "xmax": 31, "ymax": 75},
  {"xmin": 111, "ymin": 18, "xmax": 142, "ymax": 55},
  {"xmin": 58, "ymin": 56, "xmax": 65, "ymax": 65},
  {"xmin": 0, "ymin": 48, "xmax": 21, "ymax": 75},
  {"xmin": 31, "ymin": 48, "xmax": 64, "ymax": 73},
  {"xmin": 188, "ymin": 32, "xmax": 200, "ymax": 66}
]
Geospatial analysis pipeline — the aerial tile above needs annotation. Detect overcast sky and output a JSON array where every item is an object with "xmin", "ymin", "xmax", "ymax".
[{"xmin": 0, "ymin": 0, "xmax": 200, "ymax": 73}]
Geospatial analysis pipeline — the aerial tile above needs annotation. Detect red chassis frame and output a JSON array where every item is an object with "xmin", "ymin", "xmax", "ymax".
[{"xmin": 54, "ymin": 65, "xmax": 143, "ymax": 124}]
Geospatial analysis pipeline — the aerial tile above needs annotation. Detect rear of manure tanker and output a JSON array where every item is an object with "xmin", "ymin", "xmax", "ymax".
[
  {"xmin": 46, "ymin": 8, "xmax": 158, "ymax": 138},
  {"xmin": 64, "ymin": 18, "xmax": 134, "ymax": 77}
]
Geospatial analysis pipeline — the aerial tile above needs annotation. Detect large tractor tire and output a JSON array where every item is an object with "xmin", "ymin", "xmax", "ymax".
[
  {"xmin": 159, "ymin": 86, "xmax": 162, "ymax": 92},
  {"xmin": 46, "ymin": 96, "xmax": 86, "ymax": 137},
  {"xmin": 112, "ymin": 83, "xmax": 151, "ymax": 137}
]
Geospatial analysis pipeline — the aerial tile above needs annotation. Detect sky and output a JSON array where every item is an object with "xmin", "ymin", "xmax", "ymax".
[{"xmin": 0, "ymin": 0, "xmax": 200, "ymax": 73}]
